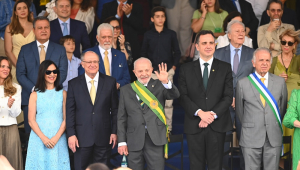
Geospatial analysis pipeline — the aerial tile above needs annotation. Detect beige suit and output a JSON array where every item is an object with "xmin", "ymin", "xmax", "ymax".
[{"xmin": 257, "ymin": 23, "xmax": 294, "ymax": 57}]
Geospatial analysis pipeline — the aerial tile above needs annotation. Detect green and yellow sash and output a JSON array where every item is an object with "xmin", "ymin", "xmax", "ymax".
[{"xmin": 131, "ymin": 81, "xmax": 169, "ymax": 159}]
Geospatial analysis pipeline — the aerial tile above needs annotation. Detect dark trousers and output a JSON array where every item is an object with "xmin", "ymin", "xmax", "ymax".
[
  {"xmin": 74, "ymin": 144, "xmax": 111, "ymax": 170},
  {"xmin": 21, "ymin": 105, "xmax": 31, "ymax": 133},
  {"xmin": 186, "ymin": 126, "xmax": 226, "ymax": 170}
]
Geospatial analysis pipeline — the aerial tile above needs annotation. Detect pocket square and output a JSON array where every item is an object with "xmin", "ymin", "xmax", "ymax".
[{"xmin": 119, "ymin": 63, "xmax": 123, "ymax": 67}]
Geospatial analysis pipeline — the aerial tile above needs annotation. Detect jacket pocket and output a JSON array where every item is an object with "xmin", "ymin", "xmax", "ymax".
[{"xmin": 242, "ymin": 122, "xmax": 254, "ymax": 128}]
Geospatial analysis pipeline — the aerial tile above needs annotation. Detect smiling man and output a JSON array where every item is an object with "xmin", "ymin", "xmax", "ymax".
[
  {"xmin": 179, "ymin": 30, "xmax": 233, "ymax": 170},
  {"xmin": 235, "ymin": 47, "xmax": 287, "ymax": 170}
]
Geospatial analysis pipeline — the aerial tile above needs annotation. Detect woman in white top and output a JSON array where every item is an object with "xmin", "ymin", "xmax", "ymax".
[
  {"xmin": 0, "ymin": 56, "xmax": 23, "ymax": 170},
  {"xmin": 216, "ymin": 11, "xmax": 253, "ymax": 49}
]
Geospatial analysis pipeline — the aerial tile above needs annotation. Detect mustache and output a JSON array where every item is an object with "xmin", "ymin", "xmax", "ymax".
[
  {"xmin": 104, "ymin": 42, "xmax": 111, "ymax": 45},
  {"xmin": 140, "ymin": 75, "xmax": 150, "ymax": 79}
]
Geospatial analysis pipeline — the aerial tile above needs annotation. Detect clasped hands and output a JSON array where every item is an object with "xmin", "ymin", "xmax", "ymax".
[
  {"xmin": 42, "ymin": 135, "xmax": 59, "ymax": 149},
  {"xmin": 117, "ymin": 2, "xmax": 133, "ymax": 17},
  {"xmin": 197, "ymin": 110, "xmax": 216, "ymax": 128}
]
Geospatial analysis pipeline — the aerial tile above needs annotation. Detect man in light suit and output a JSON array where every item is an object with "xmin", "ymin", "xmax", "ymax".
[
  {"xmin": 16, "ymin": 16, "xmax": 68, "ymax": 133},
  {"xmin": 179, "ymin": 30, "xmax": 233, "ymax": 170},
  {"xmin": 236, "ymin": 47, "xmax": 288, "ymax": 170},
  {"xmin": 50, "ymin": 0, "xmax": 91, "ymax": 58},
  {"xmin": 214, "ymin": 20, "xmax": 254, "ymax": 170},
  {"xmin": 117, "ymin": 57, "xmax": 180, "ymax": 170},
  {"xmin": 79, "ymin": 23, "xmax": 130, "ymax": 89},
  {"xmin": 67, "ymin": 51, "xmax": 119, "ymax": 170}
]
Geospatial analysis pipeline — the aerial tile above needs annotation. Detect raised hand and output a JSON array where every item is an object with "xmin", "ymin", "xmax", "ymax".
[
  {"xmin": 7, "ymin": 96, "xmax": 15, "ymax": 108},
  {"xmin": 123, "ymin": 3, "xmax": 133, "ymax": 16},
  {"xmin": 117, "ymin": 2, "xmax": 124, "ymax": 18},
  {"xmin": 154, "ymin": 63, "xmax": 169, "ymax": 84}
]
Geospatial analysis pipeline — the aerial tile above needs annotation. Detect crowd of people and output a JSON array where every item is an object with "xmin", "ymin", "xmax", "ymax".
[{"xmin": 1, "ymin": 0, "xmax": 300, "ymax": 170}]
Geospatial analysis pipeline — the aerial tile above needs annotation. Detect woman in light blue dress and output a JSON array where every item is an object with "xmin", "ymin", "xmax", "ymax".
[{"xmin": 25, "ymin": 60, "xmax": 70, "ymax": 170}]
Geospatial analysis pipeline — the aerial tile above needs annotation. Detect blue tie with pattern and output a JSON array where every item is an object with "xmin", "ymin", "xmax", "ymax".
[{"xmin": 62, "ymin": 22, "xmax": 68, "ymax": 36}]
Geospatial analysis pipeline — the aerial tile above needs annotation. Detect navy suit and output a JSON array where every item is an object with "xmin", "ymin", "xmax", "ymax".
[
  {"xmin": 50, "ymin": 18, "xmax": 91, "ymax": 58},
  {"xmin": 79, "ymin": 46, "xmax": 131, "ymax": 87},
  {"xmin": 16, "ymin": 40, "xmax": 68, "ymax": 132},
  {"xmin": 66, "ymin": 73, "xmax": 118, "ymax": 169}
]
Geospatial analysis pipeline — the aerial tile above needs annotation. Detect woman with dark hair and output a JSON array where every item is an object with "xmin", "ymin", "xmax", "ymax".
[
  {"xmin": 0, "ymin": 56, "xmax": 23, "ymax": 170},
  {"xmin": 4, "ymin": 0, "xmax": 35, "ymax": 83},
  {"xmin": 191, "ymin": 0, "xmax": 228, "ymax": 38},
  {"xmin": 25, "ymin": 60, "xmax": 70, "ymax": 170},
  {"xmin": 105, "ymin": 16, "xmax": 133, "ymax": 66},
  {"xmin": 216, "ymin": 11, "xmax": 253, "ymax": 49}
]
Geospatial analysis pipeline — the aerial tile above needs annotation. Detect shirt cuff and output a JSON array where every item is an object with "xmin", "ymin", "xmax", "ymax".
[
  {"xmin": 115, "ymin": 14, "xmax": 121, "ymax": 19},
  {"xmin": 211, "ymin": 111, "xmax": 218, "ymax": 119},
  {"xmin": 126, "ymin": 13, "xmax": 131, "ymax": 18},
  {"xmin": 162, "ymin": 80, "xmax": 172, "ymax": 89},
  {"xmin": 31, "ymin": 86, "xmax": 35, "ymax": 92},
  {"xmin": 118, "ymin": 142, "xmax": 127, "ymax": 147},
  {"xmin": 195, "ymin": 109, "xmax": 201, "ymax": 116}
]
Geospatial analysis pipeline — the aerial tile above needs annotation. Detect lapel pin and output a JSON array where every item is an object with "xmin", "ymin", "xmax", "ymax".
[
  {"xmin": 212, "ymin": 69, "xmax": 215, "ymax": 72},
  {"xmin": 114, "ymin": 55, "xmax": 116, "ymax": 56},
  {"xmin": 152, "ymin": 85, "xmax": 154, "ymax": 88}
]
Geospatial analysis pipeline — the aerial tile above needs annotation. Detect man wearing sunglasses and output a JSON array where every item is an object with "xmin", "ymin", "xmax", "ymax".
[{"xmin": 258, "ymin": 0, "xmax": 294, "ymax": 57}]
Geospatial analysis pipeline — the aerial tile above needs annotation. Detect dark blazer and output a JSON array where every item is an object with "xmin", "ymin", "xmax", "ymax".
[
  {"xmin": 219, "ymin": 0, "xmax": 258, "ymax": 39},
  {"xmin": 117, "ymin": 79, "xmax": 180, "ymax": 151},
  {"xmin": 16, "ymin": 41, "xmax": 68, "ymax": 105},
  {"xmin": 66, "ymin": 73, "xmax": 118, "ymax": 147},
  {"xmin": 214, "ymin": 45, "xmax": 254, "ymax": 97},
  {"xmin": 78, "ymin": 46, "xmax": 131, "ymax": 87},
  {"xmin": 178, "ymin": 58, "xmax": 233, "ymax": 134},
  {"xmin": 49, "ymin": 18, "xmax": 91, "ymax": 58},
  {"xmin": 101, "ymin": 0, "xmax": 143, "ymax": 60}
]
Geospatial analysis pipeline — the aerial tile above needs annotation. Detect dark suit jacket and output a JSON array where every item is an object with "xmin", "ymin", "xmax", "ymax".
[
  {"xmin": 66, "ymin": 73, "xmax": 118, "ymax": 147},
  {"xmin": 16, "ymin": 41, "xmax": 68, "ymax": 105},
  {"xmin": 78, "ymin": 46, "xmax": 131, "ymax": 87},
  {"xmin": 101, "ymin": 0, "xmax": 143, "ymax": 60},
  {"xmin": 49, "ymin": 18, "xmax": 91, "ymax": 58},
  {"xmin": 179, "ymin": 58, "xmax": 233, "ymax": 134},
  {"xmin": 117, "ymin": 79, "xmax": 180, "ymax": 151},
  {"xmin": 219, "ymin": 0, "xmax": 258, "ymax": 39},
  {"xmin": 214, "ymin": 45, "xmax": 254, "ymax": 97}
]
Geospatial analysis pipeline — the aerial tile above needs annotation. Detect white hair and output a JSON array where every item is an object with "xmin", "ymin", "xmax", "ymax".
[
  {"xmin": 133, "ymin": 57, "xmax": 152, "ymax": 69},
  {"xmin": 252, "ymin": 47, "xmax": 273, "ymax": 63},
  {"xmin": 97, "ymin": 23, "xmax": 114, "ymax": 36},
  {"xmin": 226, "ymin": 20, "xmax": 245, "ymax": 34}
]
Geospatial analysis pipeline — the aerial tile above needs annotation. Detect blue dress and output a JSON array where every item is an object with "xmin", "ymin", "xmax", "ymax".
[{"xmin": 25, "ymin": 89, "xmax": 70, "ymax": 170}]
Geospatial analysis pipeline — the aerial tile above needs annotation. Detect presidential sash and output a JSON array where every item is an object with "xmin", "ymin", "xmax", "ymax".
[{"xmin": 131, "ymin": 81, "xmax": 169, "ymax": 159}]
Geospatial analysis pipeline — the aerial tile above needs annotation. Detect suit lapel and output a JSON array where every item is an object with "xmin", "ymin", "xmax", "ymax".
[
  {"xmin": 267, "ymin": 74, "xmax": 274, "ymax": 95},
  {"xmin": 224, "ymin": 45, "xmax": 231, "ymax": 64},
  {"xmin": 236, "ymin": 46, "xmax": 246, "ymax": 76},
  {"xmin": 80, "ymin": 74, "xmax": 93, "ymax": 105},
  {"xmin": 206, "ymin": 58, "xmax": 219, "ymax": 93},
  {"xmin": 111, "ymin": 49, "xmax": 117, "ymax": 77},
  {"xmin": 95, "ymin": 46, "xmax": 106, "ymax": 74},
  {"xmin": 54, "ymin": 19, "xmax": 63, "ymax": 37},
  {"xmin": 249, "ymin": 75, "xmax": 264, "ymax": 108},
  {"xmin": 32, "ymin": 41, "xmax": 40, "ymax": 64},
  {"xmin": 193, "ymin": 60, "xmax": 205, "ymax": 92},
  {"xmin": 94, "ymin": 73, "xmax": 105, "ymax": 104},
  {"xmin": 46, "ymin": 41, "xmax": 54, "ymax": 60},
  {"xmin": 70, "ymin": 19, "xmax": 74, "ymax": 35}
]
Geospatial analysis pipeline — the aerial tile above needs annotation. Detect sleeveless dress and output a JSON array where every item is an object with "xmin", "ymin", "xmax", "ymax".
[
  {"xmin": 11, "ymin": 30, "xmax": 35, "ymax": 83},
  {"xmin": 25, "ymin": 89, "xmax": 70, "ymax": 170}
]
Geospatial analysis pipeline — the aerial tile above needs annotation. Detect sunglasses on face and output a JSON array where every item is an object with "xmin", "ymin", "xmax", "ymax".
[
  {"xmin": 280, "ymin": 41, "xmax": 295, "ymax": 46},
  {"xmin": 45, "ymin": 70, "xmax": 58, "ymax": 75},
  {"xmin": 112, "ymin": 26, "xmax": 120, "ymax": 30}
]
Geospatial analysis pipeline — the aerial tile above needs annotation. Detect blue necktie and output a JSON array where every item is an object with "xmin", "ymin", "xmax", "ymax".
[
  {"xmin": 232, "ymin": 0, "xmax": 237, "ymax": 8},
  {"xmin": 62, "ymin": 22, "xmax": 68, "ymax": 36}
]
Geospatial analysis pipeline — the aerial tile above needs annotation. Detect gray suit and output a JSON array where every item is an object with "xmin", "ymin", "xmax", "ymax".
[
  {"xmin": 117, "ymin": 79, "xmax": 180, "ymax": 170},
  {"xmin": 236, "ymin": 73, "xmax": 288, "ymax": 170}
]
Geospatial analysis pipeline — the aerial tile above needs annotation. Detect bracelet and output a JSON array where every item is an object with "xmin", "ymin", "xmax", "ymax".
[{"xmin": 200, "ymin": 16, "xmax": 205, "ymax": 20}]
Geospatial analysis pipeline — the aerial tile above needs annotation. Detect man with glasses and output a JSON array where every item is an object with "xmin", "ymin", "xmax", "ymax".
[
  {"xmin": 79, "ymin": 23, "xmax": 130, "ymax": 90},
  {"xmin": 258, "ymin": 0, "xmax": 294, "ymax": 57}
]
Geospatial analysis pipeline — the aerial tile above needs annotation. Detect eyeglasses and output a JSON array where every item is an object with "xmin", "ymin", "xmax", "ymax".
[
  {"xmin": 45, "ymin": 70, "xmax": 58, "ymax": 75},
  {"xmin": 82, "ymin": 61, "xmax": 100, "ymax": 65},
  {"xmin": 280, "ymin": 41, "xmax": 295, "ymax": 46},
  {"xmin": 270, "ymin": 9, "xmax": 282, "ymax": 13},
  {"xmin": 112, "ymin": 26, "xmax": 120, "ymax": 30}
]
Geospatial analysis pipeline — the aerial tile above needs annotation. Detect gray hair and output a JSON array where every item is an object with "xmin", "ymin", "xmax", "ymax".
[
  {"xmin": 226, "ymin": 20, "xmax": 245, "ymax": 34},
  {"xmin": 252, "ymin": 47, "xmax": 273, "ymax": 63},
  {"xmin": 33, "ymin": 16, "xmax": 50, "ymax": 29},
  {"xmin": 97, "ymin": 23, "xmax": 114, "ymax": 36},
  {"xmin": 133, "ymin": 57, "xmax": 152, "ymax": 69},
  {"xmin": 81, "ymin": 51, "xmax": 100, "ymax": 61}
]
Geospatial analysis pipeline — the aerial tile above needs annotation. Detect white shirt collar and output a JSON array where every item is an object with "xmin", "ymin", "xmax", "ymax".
[
  {"xmin": 36, "ymin": 40, "xmax": 49, "ymax": 48},
  {"xmin": 255, "ymin": 71, "xmax": 269, "ymax": 81},
  {"xmin": 199, "ymin": 56, "xmax": 214, "ymax": 66},
  {"xmin": 58, "ymin": 18, "xmax": 70, "ymax": 25},
  {"xmin": 117, "ymin": 0, "xmax": 127, "ymax": 5},
  {"xmin": 98, "ymin": 45, "xmax": 112, "ymax": 56},
  {"xmin": 85, "ymin": 72, "xmax": 99, "ymax": 84}
]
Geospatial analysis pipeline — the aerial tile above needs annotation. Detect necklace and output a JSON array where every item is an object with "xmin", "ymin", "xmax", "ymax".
[{"xmin": 280, "ymin": 53, "xmax": 293, "ymax": 72}]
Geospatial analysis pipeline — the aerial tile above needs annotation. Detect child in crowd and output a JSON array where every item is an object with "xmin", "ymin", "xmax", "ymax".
[{"xmin": 59, "ymin": 35, "xmax": 81, "ymax": 91}]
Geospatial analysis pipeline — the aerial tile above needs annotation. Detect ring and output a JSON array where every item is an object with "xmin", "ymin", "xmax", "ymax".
[{"xmin": 47, "ymin": 144, "xmax": 49, "ymax": 147}]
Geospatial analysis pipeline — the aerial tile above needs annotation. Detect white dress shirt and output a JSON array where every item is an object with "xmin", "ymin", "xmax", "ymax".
[
  {"xmin": 36, "ymin": 40, "xmax": 49, "ymax": 54},
  {"xmin": 58, "ymin": 18, "xmax": 70, "ymax": 35},
  {"xmin": 98, "ymin": 46, "xmax": 112, "ymax": 74},
  {"xmin": 0, "ymin": 83, "xmax": 22, "ymax": 126},
  {"xmin": 85, "ymin": 72, "xmax": 99, "ymax": 93},
  {"xmin": 255, "ymin": 71, "xmax": 268, "ymax": 87}
]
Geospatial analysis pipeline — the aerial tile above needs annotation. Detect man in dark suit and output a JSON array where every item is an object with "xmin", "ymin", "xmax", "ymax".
[
  {"xmin": 214, "ymin": 20, "xmax": 254, "ymax": 170},
  {"xmin": 16, "ymin": 16, "xmax": 68, "ymax": 133},
  {"xmin": 49, "ymin": 0, "xmax": 91, "ymax": 58},
  {"xmin": 117, "ymin": 57, "xmax": 180, "ymax": 169},
  {"xmin": 178, "ymin": 30, "xmax": 233, "ymax": 170},
  {"xmin": 219, "ymin": 0, "xmax": 259, "ymax": 48},
  {"xmin": 101, "ymin": 0, "xmax": 143, "ymax": 63},
  {"xmin": 66, "ymin": 51, "xmax": 118, "ymax": 170},
  {"xmin": 79, "ymin": 23, "xmax": 130, "ymax": 89}
]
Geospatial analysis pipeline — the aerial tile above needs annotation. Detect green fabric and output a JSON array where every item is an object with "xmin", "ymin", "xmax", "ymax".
[
  {"xmin": 192, "ymin": 10, "xmax": 228, "ymax": 33},
  {"xmin": 283, "ymin": 89, "xmax": 300, "ymax": 170}
]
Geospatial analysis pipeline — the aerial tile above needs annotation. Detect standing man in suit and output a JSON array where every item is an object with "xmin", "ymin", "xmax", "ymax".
[
  {"xmin": 67, "ymin": 51, "xmax": 118, "ymax": 170},
  {"xmin": 117, "ymin": 57, "xmax": 180, "ymax": 169},
  {"xmin": 16, "ymin": 16, "xmax": 68, "ymax": 133},
  {"xmin": 50, "ymin": 0, "xmax": 91, "ymax": 58},
  {"xmin": 214, "ymin": 20, "xmax": 254, "ymax": 170},
  {"xmin": 79, "ymin": 23, "xmax": 130, "ymax": 89},
  {"xmin": 235, "ymin": 47, "xmax": 288, "ymax": 170},
  {"xmin": 178, "ymin": 30, "xmax": 233, "ymax": 170},
  {"xmin": 219, "ymin": 0, "xmax": 259, "ymax": 48}
]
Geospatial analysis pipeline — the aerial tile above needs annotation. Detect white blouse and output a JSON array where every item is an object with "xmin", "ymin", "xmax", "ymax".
[
  {"xmin": 0, "ymin": 83, "xmax": 22, "ymax": 126},
  {"xmin": 216, "ymin": 33, "xmax": 253, "ymax": 49}
]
